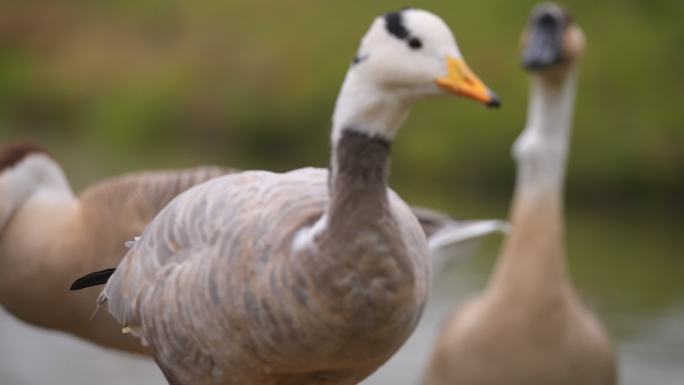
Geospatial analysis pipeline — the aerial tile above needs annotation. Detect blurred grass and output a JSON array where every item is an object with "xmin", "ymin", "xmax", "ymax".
[{"xmin": 0, "ymin": 0, "xmax": 682, "ymax": 211}]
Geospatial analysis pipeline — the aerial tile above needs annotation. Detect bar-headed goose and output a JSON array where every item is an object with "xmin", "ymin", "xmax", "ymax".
[
  {"xmin": 421, "ymin": 4, "xmax": 616, "ymax": 385},
  {"xmin": 0, "ymin": 144, "xmax": 499, "ymax": 356},
  {"xmin": 0, "ymin": 142, "xmax": 229, "ymax": 354},
  {"xmin": 74, "ymin": 8, "xmax": 499, "ymax": 385}
]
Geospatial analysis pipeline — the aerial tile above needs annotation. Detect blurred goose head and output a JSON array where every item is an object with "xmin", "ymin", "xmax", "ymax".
[
  {"xmin": 521, "ymin": 2, "xmax": 585, "ymax": 73},
  {"xmin": 513, "ymin": 3, "xmax": 585, "ymax": 170},
  {"xmin": 333, "ymin": 8, "xmax": 500, "ymax": 142},
  {"xmin": 0, "ymin": 143, "xmax": 71, "ymax": 231}
]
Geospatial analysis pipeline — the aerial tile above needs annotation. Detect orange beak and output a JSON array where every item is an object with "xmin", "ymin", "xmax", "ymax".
[{"xmin": 435, "ymin": 56, "xmax": 500, "ymax": 107}]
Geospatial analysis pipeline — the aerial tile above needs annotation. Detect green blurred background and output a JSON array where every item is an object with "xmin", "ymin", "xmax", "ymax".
[
  {"xmin": 1, "ymin": 0, "xmax": 682, "ymax": 204},
  {"xmin": 0, "ymin": 0, "xmax": 682, "ymax": 383}
]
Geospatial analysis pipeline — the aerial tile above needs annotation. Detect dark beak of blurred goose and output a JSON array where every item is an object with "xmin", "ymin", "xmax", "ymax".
[
  {"xmin": 522, "ymin": 8, "xmax": 564, "ymax": 69},
  {"xmin": 521, "ymin": 2, "xmax": 584, "ymax": 72}
]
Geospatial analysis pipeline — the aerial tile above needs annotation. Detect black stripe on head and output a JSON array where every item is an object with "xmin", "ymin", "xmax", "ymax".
[
  {"xmin": 0, "ymin": 141, "xmax": 50, "ymax": 173},
  {"xmin": 384, "ymin": 11, "xmax": 410, "ymax": 40},
  {"xmin": 384, "ymin": 10, "xmax": 423, "ymax": 50}
]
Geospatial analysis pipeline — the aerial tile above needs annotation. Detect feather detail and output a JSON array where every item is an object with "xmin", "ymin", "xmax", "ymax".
[
  {"xmin": 125, "ymin": 237, "xmax": 141, "ymax": 248},
  {"xmin": 70, "ymin": 268, "xmax": 116, "ymax": 290}
]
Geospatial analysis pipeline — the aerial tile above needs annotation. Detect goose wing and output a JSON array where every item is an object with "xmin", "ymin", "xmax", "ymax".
[
  {"xmin": 98, "ymin": 169, "xmax": 286, "ymax": 326},
  {"xmin": 97, "ymin": 168, "xmax": 336, "ymax": 383},
  {"xmin": 409, "ymin": 207, "xmax": 508, "ymax": 271},
  {"xmin": 78, "ymin": 166, "xmax": 232, "ymax": 225},
  {"xmin": 76, "ymin": 166, "xmax": 232, "ymax": 267},
  {"xmin": 78, "ymin": 164, "xmax": 494, "ymax": 273},
  {"xmin": 428, "ymin": 219, "xmax": 509, "ymax": 271}
]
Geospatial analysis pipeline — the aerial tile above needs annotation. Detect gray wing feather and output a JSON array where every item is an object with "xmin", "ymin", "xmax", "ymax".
[
  {"xmin": 78, "ymin": 165, "xmax": 233, "ymax": 269},
  {"xmin": 100, "ymin": 168, "xmax": 334, "ymax": 383},
  {"xmin": 79, "ymin": 165, "xmax": 231, "ymax": 219},
  {"xmin": 428, "ymin": 219, "xmax": 509, "ymax": 271}
]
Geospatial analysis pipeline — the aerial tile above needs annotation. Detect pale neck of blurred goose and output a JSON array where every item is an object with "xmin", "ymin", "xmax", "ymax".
[
  {"xmin": 491, "ymin": 11, "xmax": 582, "ymax": 295},
  {"xmin": 515, "ymin": 66, "xmax": 577, "ymax": 201}
]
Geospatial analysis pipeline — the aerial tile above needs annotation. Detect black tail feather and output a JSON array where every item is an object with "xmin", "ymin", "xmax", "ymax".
[{"xmin": 70, "ymin": 268, "xmax": 116, "ymax": 290}]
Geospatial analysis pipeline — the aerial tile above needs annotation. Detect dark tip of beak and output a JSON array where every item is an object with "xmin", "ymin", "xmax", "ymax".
[{"xmin": 487, "ymin": 92, "xmax": 501, "ymax": 108}]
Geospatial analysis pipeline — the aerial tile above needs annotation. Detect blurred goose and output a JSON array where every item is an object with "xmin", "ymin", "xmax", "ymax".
[
  {"xmin": 0, "ymin": 142, "xmax": 500, "ymax": 355},
  {"xmin": 74, "ymin": 8, "xmax": 499, "ymax": 385},
  {"xmin": 0, "ymin": 142, "xmax": 229, "ymax": 353},
  {"xmin": 421, "ymin": 4, "xmax": 616, "ymax": 385}
]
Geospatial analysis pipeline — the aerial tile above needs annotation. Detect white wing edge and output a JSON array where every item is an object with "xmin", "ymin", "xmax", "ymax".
[{"xmin": 428, "ymin": 219, "xmax": 510, "ymax": 273}]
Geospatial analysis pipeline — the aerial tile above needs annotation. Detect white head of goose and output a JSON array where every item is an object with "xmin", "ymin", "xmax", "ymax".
[
  {"xmin": 332, "ymin": 8, "xmax": 499, "ymax": 144},
  {"xmin": 421, "ymin": 4, "xmax": 616, "ymax": 385},
  {"xmin": 72, "ymin": 8, "xmax": 499, "ymax": 385}
]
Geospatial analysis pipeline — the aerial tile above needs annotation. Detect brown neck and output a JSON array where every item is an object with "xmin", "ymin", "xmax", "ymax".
[
  {"xmin": 327, "ymin": 129, "xmax": 391, "ymax": 226},
  {"xmin": 488, "ymin": 189, "xmax": 571, "ymax": 300}
]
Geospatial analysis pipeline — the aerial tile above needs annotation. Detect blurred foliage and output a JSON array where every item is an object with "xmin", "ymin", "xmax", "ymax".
[{"xmin": 0, "ymin": 0, "xmax": 682, "ymax": 215}]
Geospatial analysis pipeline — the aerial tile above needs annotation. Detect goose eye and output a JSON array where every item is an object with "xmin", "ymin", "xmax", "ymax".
[{"xmin": 408, "ymin": 37, "xmax": 422, "ymax": 49}]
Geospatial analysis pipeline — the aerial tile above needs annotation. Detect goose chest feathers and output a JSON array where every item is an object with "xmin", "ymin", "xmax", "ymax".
[{"xmin": 85, "ymin": 8, "xmax": 499, "ymax": 385}]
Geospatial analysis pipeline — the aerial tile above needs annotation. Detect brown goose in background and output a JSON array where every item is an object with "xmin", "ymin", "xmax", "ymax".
[
  {"xmin": 75, "ymin": 8, "xmax": 500, "ymax": 385},
  {"xmin": 0, "ymin": 142, "xmax": 500, "ymax": 356},
  {"xmin": 0, "ymin": 142, "xmax": 229, "ymax": 354},
  {"xmin": 421, "ymin": 4, "xmax": 616, "ymax": 385}
]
